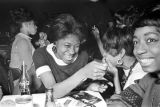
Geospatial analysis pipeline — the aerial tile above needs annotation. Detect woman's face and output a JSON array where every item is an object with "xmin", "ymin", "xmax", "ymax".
[
  {"xmin": 104, "ymin": 49, "xmax": 121, "ymax": 67},
  {"xmin": 133, "ymin": 26, "xmax": 160, "ymax": 73},
  {"xmin": 24, "ymin": 20, "xmax": 37, "ymax": 35},
  {"xmin": 55, "ymin": 34, "xmax": 80, "ymax": 64}
]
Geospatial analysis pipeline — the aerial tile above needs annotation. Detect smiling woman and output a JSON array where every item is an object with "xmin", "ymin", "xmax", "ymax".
[
  {"xmin": 33, "ymin": 13, "xmax": 108, "ymax": 98},
  {"xmin": 107, "ymin": 6, "xmax": 160, "ymax": 107}
]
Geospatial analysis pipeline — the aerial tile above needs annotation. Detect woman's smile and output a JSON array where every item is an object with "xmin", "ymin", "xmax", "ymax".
[{"xmin": 138, "ymin": 58, "xmax": 154, "ymax": 67}]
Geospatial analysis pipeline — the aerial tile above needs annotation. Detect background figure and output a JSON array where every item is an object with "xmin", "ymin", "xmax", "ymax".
[
  {"xmin": 35, "ymin": 32, "xmax": 50, "ymax": 48},
  {"xmin": 0, "ymin": 55, "xmax": 11, "ymax": 95},
  {"xmin": 34, "ymin": 23, "xmax": 51, "ymax": 48},
  {"xmin": 33, "ymin": 13, "xmax": 108, "ymax": 98},
  {"xmin": 108, "ymin": 6, "xmax": 160, "ymax": 107},
  {"xmin": 0, "ymin": 86, "xmax": 3, "ymax": 100},
  {"xmin": 102, "ymin": 27, "xmax": 146, "ymax": 93},
  {"xmin": 114, "ymin": 5, "xmax": 144, "ymax": 29},
  {"xmin": 9, "ymin": 7, "xmax": 41, "ymax": 94}
]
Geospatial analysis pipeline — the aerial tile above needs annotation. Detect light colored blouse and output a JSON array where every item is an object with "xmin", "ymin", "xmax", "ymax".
[
  {"xmin": 123, "ymin": 62, "xmax": 147, "ymax": 89},
  {"xmin": 9, "ymin": 33, "xmax": 35, "ymax": 71}
]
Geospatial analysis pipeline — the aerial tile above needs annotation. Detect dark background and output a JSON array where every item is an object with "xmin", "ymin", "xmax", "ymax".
[
  {"xmin": 0, "ymin": 0, "xmax": 158, "ymax": 32},
  {"xmin": 0, "ymin": 0, "xmax": 159, "ymax": 95}
]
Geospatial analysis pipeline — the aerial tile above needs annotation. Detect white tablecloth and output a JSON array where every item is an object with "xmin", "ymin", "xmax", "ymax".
[{"xmin": 0, "ymin": 91, "xmax": 107, "ymax": 107}]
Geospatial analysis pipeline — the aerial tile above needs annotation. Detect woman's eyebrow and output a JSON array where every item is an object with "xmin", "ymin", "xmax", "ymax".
[
  {"xmin": 144, "ymin": 32, "xmax": 159, "ymax": 36},
  {"xmin": 133, "ymin": 35, "xmax": 137, "ymax": 39}
]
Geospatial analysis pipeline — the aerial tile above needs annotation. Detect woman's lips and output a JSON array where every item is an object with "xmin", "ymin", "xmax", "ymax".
[{"xmin": 139, "ymin": 58, "xmax": 154, "ymax": 66}]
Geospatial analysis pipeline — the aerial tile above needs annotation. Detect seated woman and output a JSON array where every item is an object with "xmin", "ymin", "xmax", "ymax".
[
  {"xmin": 102, "ymin": 27, "xmax": 147, "ymax": 93},
  {"xmin": 107, "ymin": 8, "xmax": 160, "ymax": 107},
  {"xmin": 33, "ymin": 14, "xmax": 108, "ymax": 98}
]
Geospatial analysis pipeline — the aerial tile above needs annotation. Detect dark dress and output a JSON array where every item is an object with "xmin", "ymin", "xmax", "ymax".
[{"xmin": 33, "ymin": 44, "xmax": 89, "ymax": 91}]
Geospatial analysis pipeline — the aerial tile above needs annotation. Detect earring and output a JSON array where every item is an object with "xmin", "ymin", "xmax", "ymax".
[
  {"xmin": 117, "ymin": 59, "xmax": 123, "ymax": 65},
  {"xmin": 52, "ymin": 44, "xmax": 57, "ymax": 52}
]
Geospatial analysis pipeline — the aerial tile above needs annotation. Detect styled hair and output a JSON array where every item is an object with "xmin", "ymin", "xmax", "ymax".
[
  {"xmin": 47, "ymin": 14, "xmax": 86, "ymax": 43},
  {"xmin": 102, "ymin": 27, "xmax": 134, "ymax": 57},
  {"xmin": 133, "ymin": 9, "xmax": 160, "ymax": 32},
  {"xmin": 114, "ymin": 5, "xmax": 144, "ymax": 28},
  {"xmin": 10, "ymin": 7, "xmax": 34, "ymax": 35}
]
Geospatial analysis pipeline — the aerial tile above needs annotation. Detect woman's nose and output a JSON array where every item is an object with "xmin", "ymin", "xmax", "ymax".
[
  {"xmin": 69, "ymin": 47, "xmax": 75, "ymax": 54},
  {"xmin": 134, "ymin": 43, "xmax": 147, "ymax": 55}
]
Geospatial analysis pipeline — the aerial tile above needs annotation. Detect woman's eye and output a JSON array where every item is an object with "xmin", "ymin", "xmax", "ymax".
[
  {"xmin": 147, "ymin": 38, "xmax": 157, "ymax": 43},
  {"xmin": 75, "ymin": 45, "xmax": 80, "ymax": 48},
  {"xmin": 65, "ymin": 45, "xmax": 70, "ymax": 48},
  {"xmin": 133, "ymin": 40, "xmax": 138, "ymax": 45}
]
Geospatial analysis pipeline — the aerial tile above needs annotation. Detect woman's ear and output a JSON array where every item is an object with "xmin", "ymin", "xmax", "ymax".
[
  {"xmin": 117, "ymin": 48, "xmax": 126, "ymax": 59},
  {"xmin": 116, "ymin": 49, "xmax": 125, "ymax": 65}
]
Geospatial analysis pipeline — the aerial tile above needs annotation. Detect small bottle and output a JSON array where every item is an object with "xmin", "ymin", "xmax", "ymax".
[
  {"xmin": 19, "ymin": 61, "xmax": 30, "ymax": 95},
  {"xmin": 45, "ymin": 88, "xmax": 56, "ymax": 107}
]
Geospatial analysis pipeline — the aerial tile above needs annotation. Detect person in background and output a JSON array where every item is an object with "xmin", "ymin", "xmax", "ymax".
[
  {"xmin": 107, "ymin": 7, "xmax": 160, "ymax": 107},
  {"xmin": 33, "ymin": 13, "xmax": 108, "ymax": 98},
  {"xmin": 35, "ymin": 32, "xmax": 50, "ymax": 48},
  {"xmin": 9, "ymin": 7, "xmax": 41, "ymax": 94},
  {"xmin": 0, "ymin": 85, "xmax": 3, "ymax": 100},
  {"xmin": 0, "ymin": 55, "xmax": 11, "ymax": 95},
  {"xmin": 102, "ymin": 27, "xmax": 147, "ymax": 94}
]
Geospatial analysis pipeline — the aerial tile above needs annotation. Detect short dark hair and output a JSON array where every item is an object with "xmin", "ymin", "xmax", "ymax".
[
  {"xmin": 10, "ymin": 7, "xmax": 34, "ymax": 35},
  {"xmin": 133, "ymin": 9, "xmax": 160, "ymax": 32},
  {"xmin": 47, "ymin": 14, "xmax": 86, "ymax": 43},
  {"xmin": 102, "ymin": 27, "xmax": 134, "ymax": 57}
]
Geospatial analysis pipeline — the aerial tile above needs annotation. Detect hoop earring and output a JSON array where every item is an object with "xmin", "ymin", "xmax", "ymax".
[
  {"xmin": 52, "ymin": 45, "xmax": 57, "ymax": 52},
  {"xmin": 117, "ymin": 59, "xmax": 123, "ymax": 65}
]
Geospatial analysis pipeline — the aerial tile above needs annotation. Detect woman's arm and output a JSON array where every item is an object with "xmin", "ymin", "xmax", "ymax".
[
  {"xmin": 92, "ymin": 26, "xmax": 106, "ymax": 57},
  {"xmin": 33, "ymin": 50, "xmax": 107, "ymax": 98},
  {"xmin": 40, "ymin": 68, "xmax": 86, "ymax": 98},
  {"xmin": 108, "ymin": 74, "xmax": 151, "ymax": 107},
  {"xmin": 43, "ymin": 61, "xmax": 107, "ymax": 98},
  {"xmin": 103, "ymin": 57, "xmax": 121, "ymax": 94},
  {"xmin": 113, "ymin": 72, "xmax": 121, "ymax": 94}
]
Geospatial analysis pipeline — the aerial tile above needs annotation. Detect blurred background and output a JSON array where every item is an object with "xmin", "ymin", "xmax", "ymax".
[
  {"xmin": 0, "ymin": 0, "xmax": 159, "ymax": 60},
  {"xmin": 0, "ymin": 0, "xmax": 158, "ymax": 32}
]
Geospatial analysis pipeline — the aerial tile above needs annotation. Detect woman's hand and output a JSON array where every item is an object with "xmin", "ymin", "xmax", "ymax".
[
  {"xmin": 92, "ymin": 25, "xmax": 100, "ymax": 40},
  {"xmin": 81, "ymin": 60, "xmax": 107, "ymax": 80},
  {"xmin": 102, "ymin": 57, "xmax": 118, "ymax": 77},
  {"xmin": 86, "ymin": 83, "xmax": 108, "ymax": 93},
  {"xmin": 107, "ymin": 99, "xmax": 128, "ymax": 107}
]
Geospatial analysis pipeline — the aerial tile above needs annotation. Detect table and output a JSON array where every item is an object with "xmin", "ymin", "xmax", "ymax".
[{"xmin": 0, "ymin": 91, "xmax": 107, "ymax": 107}]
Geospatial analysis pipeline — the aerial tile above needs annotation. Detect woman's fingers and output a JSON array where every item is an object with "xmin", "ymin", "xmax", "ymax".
[
  {"xmin": 92, "ymin": 69, "xmax": 105, "ymax": 80},
  {"xmin": 82, "ymin": 60, "xmax": 108, "ymax": 80},
  {"xmin": 87, "ymin": 83, "xmax": 108, "ymax": 93},
  {"xmin": 99, "ymin": 84, "xmax": 108, "ymax": 93},
  {"xmin": 103, "ymin": 57, "xmax": 118, "ymax": 75}
]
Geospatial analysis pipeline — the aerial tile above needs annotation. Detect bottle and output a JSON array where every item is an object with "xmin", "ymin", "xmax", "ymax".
[
  {"xmin": 45, "ymin": 88, "xmax": 56, "ymax": 107},
  {"xmin": 19, "ymin": 61, "xmax": 30, "ymax": 95}
]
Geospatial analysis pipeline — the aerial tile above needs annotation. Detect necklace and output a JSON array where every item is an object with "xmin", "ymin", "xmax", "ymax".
[{"xmin": 121, "ymin": 59, "xmax": 138, "ymax": 87}]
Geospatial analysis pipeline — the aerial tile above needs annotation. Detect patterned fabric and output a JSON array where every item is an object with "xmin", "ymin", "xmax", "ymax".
[
  {"xmin": 110, "ymin": 74, "xmax": 160, "ymax": 107},
  {"xmin": 120, "ymin": 87, "xmax": 143, "ymax": 107}
]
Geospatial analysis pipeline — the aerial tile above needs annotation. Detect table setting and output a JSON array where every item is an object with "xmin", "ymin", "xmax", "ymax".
[{"xmin": 0, "ymin": 91, "xmax": 107, "ymax": 107}]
